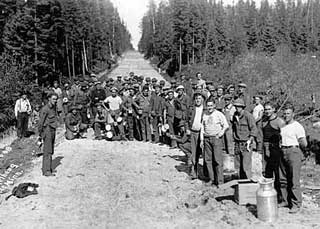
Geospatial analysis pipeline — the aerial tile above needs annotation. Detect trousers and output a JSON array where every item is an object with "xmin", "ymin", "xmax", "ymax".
[
  {"xmin": 190, "ymin": 131, "xmax": 202, "ymax": 177},
  {"xmin": 204, "ymin": 136, "xmax": 224, "ymax": 184},
  {"xmin": 279, "ymin": 147, "xmax": 303, "ymax": 208},
  {"xmin": 234, "ymin": 141, "xmax": 252, "ymax": 179},
  {"xmin": 17, "ymin": 112, "xmax": 29, "ymax": 138},
  {"xmin": 42, "ymin": 126, "xmax": 56, "ymax": 174}
]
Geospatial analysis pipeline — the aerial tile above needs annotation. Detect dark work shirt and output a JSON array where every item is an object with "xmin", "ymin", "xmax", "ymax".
[
  {"xmin": 38, "ymin": 103, "xmax": 59, "ymax": 134},
  {"xmin": 232, "ymin": 110, "xmax": 257, "ymax": 142},
  {"xmin": 65, "ymin": 113, "xmax": 82, "ymax": 131}
]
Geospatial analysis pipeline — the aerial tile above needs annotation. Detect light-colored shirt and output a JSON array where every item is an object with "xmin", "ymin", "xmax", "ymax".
[
  {"xmin": 281, "ymin": 121, "xmax": 306, "ymax": 147},
  {"xmin": 253, "ymin": 104, "xmax": 264, "ymax": 120},
  {"xmin": 225, "ymin": 104, "xmax": 236, "ymax": 123},
  {"xmin": 14, "ymin": 98, "xmax": 32, "ymax": 117},
  {"xmin": 104, "ymin": 96, "xmax": 122, "ymax": 111},
  {"xmin": 201, "ymin": 110, "xmax": 229, "ymax": 140},
  {"xmin": 191, "ymin": 105, "xmax": 203, "ymax": 131}
]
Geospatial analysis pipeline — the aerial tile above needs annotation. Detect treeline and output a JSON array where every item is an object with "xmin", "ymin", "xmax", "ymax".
[
  {"xmin": 0, "ymin": 0, "xmax": 132, "ymax": 133},
  {"xmin": 139, "ymin": 0, "xmax": 320, "ymax": 75},
  {"xmin": 0, "ymin": 0, "xmax": 132, "ymax": 84}
]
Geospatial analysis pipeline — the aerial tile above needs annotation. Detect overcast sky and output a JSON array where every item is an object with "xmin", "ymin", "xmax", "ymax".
[{"xmin": 110, "ymin": 0, "xmax": 277, "ymax": 50}]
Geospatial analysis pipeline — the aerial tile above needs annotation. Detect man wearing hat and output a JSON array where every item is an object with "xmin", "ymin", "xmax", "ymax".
[
  {"xmin": 175, "ymin": 85, "xmax": 191, "ymax": 133},
  {"xmin": 159, "ymin": 80, "xmax": 165, "ymax": 89},
  {"xmin": 169, "ymin": 120, "xmax": 191, "ymax": 157},
  {"xmin": 14, "ymin": 91, "xmax": 32, "ymax": 139},
  {"xmin": 186, "ymin": 89, "xmax": 206, "ymax": 179},
  {"xmin": 61, "ymin": 82, "xmax": 74, "ymax": 116},
  {"xmin": 65, "ymin": 105, "xmax": 87, "ymax": 140},
  {"xmin": 164, "ymin": 88, "xmax": 177, "ymax": 147},
  {"xmin": 114, "ymin": 75, "xmax": 123, "ymax": 90},
  {"xmin": 150, "ymin": 84, "xmax": 164, "ymax": 143},
  {"xmin": 90, "ymin": 81, "xmax": 107, "ymax": 124},
  {"xmin": 122, "ymin": 86, "xmax": 137, "ymax": 140},
  {"xmin": 207, "ymin": 85, "xmax": 216, "ymax": 101},
  {"xmin": 144, "ymin": 77, "xmax": 151, "ymax": 89},
  {"xmin": 236, "ymin": 83, "xmax": 250, "ymax": 108},
  {"xmin": 94, "ymin": 103, "xmax": 111, "ymax": 140},
  {"xmin": 38, "ymin": 92, "xmax": 59, "ymax": 176},
  {"xmin": 73, "ymin": 82, "xmax": 90, "ymax": 124},
  {"xmin": 134, "ymin": 86, "xmax": 152, "ymax": 141},
  {"xmin": 232, "ymin": 98, "xmax": 257, "ymax": 179},
  {"xmin": 151, "ymin": 78, "xmax": 158, "ymax": 91}
]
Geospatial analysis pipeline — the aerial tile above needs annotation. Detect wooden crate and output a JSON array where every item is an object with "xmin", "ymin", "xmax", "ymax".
[{"xmin": 234, "ymin": 179, "xmax": 259, "ymax": 205}]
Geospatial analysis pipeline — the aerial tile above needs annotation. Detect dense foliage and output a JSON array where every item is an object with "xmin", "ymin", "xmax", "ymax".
[
  {"xmin": 139, "ymin": 0, "xmax": 320, "ymax": 72},
  {"xmin": 0, "ymin": 0, "xmax": 132, "ymax": 133},
  {"xmin": 139, "ymin": 0, "xmax": 320, "ymax": 112}
]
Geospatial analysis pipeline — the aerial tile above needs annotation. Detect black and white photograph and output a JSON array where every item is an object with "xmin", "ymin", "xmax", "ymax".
[{"xmin": 0, "ymin": 0, "xmax": 319, "ymax": 228}]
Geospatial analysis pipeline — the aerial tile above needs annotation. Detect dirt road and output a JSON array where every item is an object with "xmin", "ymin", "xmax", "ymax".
[{"xmin": 0, "ymin": 51, "xmax": 319, "ymax": 229}]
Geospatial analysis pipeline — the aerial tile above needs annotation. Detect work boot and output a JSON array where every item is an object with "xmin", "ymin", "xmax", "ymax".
[
  {"xmin": 189, "ymin": 166, "xmax": 198, "ymax": 180},
  {"xmin": 289, "ymin": 206, "xmax": 301, "ymax": 214},
  {"xmin": 43, "ymin": 172, "xmax": 56, "ymax": 177}
]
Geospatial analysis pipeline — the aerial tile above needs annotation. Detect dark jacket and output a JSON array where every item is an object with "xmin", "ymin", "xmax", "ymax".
[
  {"xmin": 232, "ymin": 110, "xmax": 257, "ymax": 142},
  {"xmin": 150, "ymin": 92, "xmax": 164, "ymax": 116},
  {"xmin": 38, "ymin": 103, "xmax": 59, "ymax": 135}
]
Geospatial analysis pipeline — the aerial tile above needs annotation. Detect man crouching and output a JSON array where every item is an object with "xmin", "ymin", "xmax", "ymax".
[{"xmin": 65, "ymin": 105, "xmax": 87, "ymax": 140}]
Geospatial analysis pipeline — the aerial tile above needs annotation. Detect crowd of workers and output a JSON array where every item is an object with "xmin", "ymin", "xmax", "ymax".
[{"xmin": 14, "ymin": 71, "xmax": 307, "ymax": 214}]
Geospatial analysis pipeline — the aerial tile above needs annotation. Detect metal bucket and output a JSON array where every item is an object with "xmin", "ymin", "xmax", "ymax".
[{"xmin": 256, "ymin": 178, "xmax": 278, "ymax": 222}]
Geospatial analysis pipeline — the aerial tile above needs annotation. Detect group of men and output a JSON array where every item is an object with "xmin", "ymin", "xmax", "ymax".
[{"xmin": 14, "ymin": 71, "xmax": 307, "ymax": 214}]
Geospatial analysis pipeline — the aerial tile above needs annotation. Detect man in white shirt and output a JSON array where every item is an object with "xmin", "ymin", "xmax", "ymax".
[
  {"xmin": 104, "ymin": 87, "xmax": 126, "ymax": 140},
  {"xmin": 253, "ymin": 95, "xmax": 264, "ymax": 152},
  {"xmin": 200, "ymin": 99, "xmax": 229, "ymax": 187},
  {"xmin": 186, "ymin": 90, "xmax": 205, "ymax": 179},
  {"xmin": 14, "ymin": 91, "xmax": 32, "ymax": 139},
  {"xmin": 279, "ymin": 104, "xmax": 307, "ymax": 214}
]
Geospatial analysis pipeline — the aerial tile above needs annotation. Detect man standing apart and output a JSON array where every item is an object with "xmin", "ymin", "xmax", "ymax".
[
  {"xmin": 200, "ymin": 100, "xmax": 229, "ymax": 187},
  {"xmin": 232, "ymin": 98, "xmax": 257, "ymax": 179},
  {"xmin": 186, "ymin": 90, "xmax": 205, "ymax": 179},
  {"xmin": 279, "ymin": 104, "xmax": 307, "ymax": 213},
  {"xmin": 38, "ymin": 93, "xmax": 59, "ymax": 176},
  {"xmin": 15, "ymin": 91, "xmax": 32, "ymax": 139}
]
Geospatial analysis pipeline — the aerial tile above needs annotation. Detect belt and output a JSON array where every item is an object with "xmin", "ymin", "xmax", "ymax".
[
  {"xmin": 204, "ymin": 135, "xmax": 219, "ymax": 138},
  {"xmin": 281, "ymin": 145, "xmax": 299, "ymax": 149}
]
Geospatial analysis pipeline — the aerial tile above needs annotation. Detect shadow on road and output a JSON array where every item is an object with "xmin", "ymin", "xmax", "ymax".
[{"xmin": 52, "ymin": 156, "xmax": 64, "ymax": 171}]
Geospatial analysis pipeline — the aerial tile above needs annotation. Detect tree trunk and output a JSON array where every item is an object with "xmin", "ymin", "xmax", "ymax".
[
  {"xmin": 82, "ymin": 39, "xmax": 88, "ymax": 71},
  {"xmin": 71, "ymin": 44, "xmax": 75, "ymax": 79},
  {"xmin": 192, "ymin": 33, "xmax": 195, "ymax": 64},
  {"xmin": 179, "ymin": 38, "xmax": 182, "ymax": 72},
  {"xmin": 82, "ymin": 50, "xmax": 85, "ymax": 77},
  {"xmin": 65, "ymin": 35, "xmax": 71, "ymax": 79}
]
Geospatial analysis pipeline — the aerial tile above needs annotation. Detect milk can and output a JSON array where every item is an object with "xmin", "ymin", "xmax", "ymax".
[{"xmin": 256, "ymin": 178, "xmax": 278, "ymax": 222}]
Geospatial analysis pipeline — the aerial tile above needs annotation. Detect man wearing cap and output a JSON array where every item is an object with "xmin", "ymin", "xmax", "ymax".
[
  {"xmin": 15, "ymin": 91, "xmax": 32, "ymax": 139},
  {"xmin": 159, "ymin": 80, "xmax": 165, "ymax": 89},
  {"xmin": 164, "ymin": 89, "xmax": 177, "ymax": 147},
  {"xmin": 151, "ymin": 78, "xmax": 158, "ymax": 91},
  {"xmin": 104, "ymin": 87, "xmax": 126, "ymax": 140},
  {"xmin": 186, "ymin": 90, "xmax": 206, "ymax": 179},
  {"xmin": 207, "ymin": 85, "xmax": 216, "ymax": 100},
  {"xmin": 65, "ymin": 105, "xmax": 87, "ymax": 140},
  {"xmin": 169, "ymin": 120, "xmax": 191, "ymax": 158},
  {"xmin": 114, "ymin": 75, "xmax": 123, "ymax": 90},
  {"xmin": 232, "ymin": 98, "xmax": 258, "ymax": 179},
  {"xmin": 94, "ymin": 103, "xmax": 111, "ymax": 140},
  {"xmin": 134, "ymin": 86, "xmax": 152, "ymax": 141},
  {"xmin": 175, "ymin": 85, "xmax": 191, "ymax": 132},
  {"xmin": 73, "ymin": 82, "xmax": 90, "ymax": 124},
  {"xmin": 278, "ymin": 104, "xmax": 307, "ymax": 213},
  {"xmin": 38, "ymin": 92, "xmax": 59, "ymax": 176},
  {"xmin": 90, "ymin": 81, "xmax": 107, "ymax": 124},
  {"xmin": 200, "ymin": 99, "xmax": 229, "ymax": 187},
  {"xmin": 150, "ymin": 84, "xmax": 164, "ymax": 143},
  {"xmin": 224, "ymin": 94, "xmax": 236, "ymax": 156},
  {"xmin": 122, "ymin": 86, "xmax": 137, "ymax": 140},
  {"xmin": 252, "ymin": 95, "xmax": 264, "ymax": 153},
  {"xmin": 236, "ymin": 83, "xmax": 250, "ymax": 108}
]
